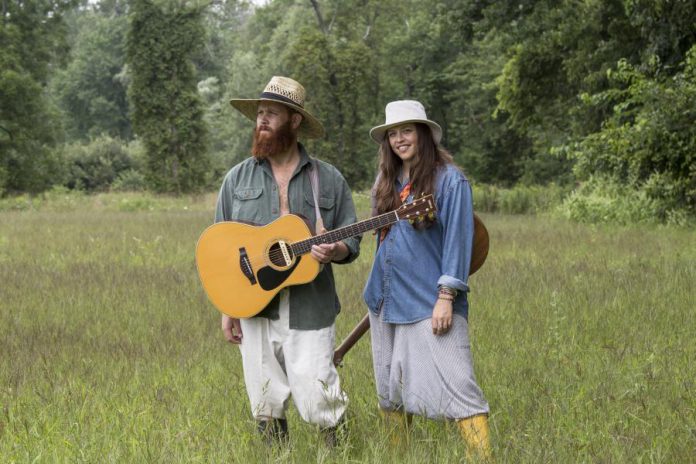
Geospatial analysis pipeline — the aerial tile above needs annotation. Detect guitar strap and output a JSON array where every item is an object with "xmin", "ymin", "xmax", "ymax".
[{"xmin": 308, "ymin": 159, "xmax": 325, "ymax": 233}]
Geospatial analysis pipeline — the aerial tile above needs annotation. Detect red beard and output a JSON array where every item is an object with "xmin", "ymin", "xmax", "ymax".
[{"xmin": 251, "ymin": 120, "xmax": 296, "ymax": 159}]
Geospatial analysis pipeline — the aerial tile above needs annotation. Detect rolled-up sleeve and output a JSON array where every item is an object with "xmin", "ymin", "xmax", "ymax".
[{"xmin": 437, "ymin": 176, "xmax": 473, "ymax": 293}]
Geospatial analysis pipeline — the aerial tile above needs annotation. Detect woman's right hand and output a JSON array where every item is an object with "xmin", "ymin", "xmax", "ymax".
[
  {"xmin": 431, "ymin": 298, "xmax": 453, "ymax": 336},
  {"xmin": 222, "ymin": 314, "xmax": 243, "ymax": 344}
]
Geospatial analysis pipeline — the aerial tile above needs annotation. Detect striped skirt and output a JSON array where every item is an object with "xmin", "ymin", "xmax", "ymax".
[{"xmin": 368, "ymin": 311, "xmax": 489, "ymax": 420}]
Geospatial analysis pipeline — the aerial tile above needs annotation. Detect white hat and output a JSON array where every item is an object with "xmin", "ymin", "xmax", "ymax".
[
  {"xmin": 230, "ymin": 76, "xmax": 325, "ymax": 139},
  {"xmin": 369, "ymin": 100, "xmax": 442, "ymax": 144}
]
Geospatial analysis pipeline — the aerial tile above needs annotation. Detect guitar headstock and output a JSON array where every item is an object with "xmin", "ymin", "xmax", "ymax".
[{"xmin": 396, "ymin": 194, "xmax": 436, "ymax": 223}]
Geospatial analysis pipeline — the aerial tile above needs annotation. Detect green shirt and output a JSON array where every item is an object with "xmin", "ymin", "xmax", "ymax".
[{"xmin": 214, "ymin": 144, "xmax": 361, "ymax": 330}]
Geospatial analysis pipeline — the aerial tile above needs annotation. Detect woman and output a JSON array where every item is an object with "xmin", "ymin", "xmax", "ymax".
[{"xmin": 363, "ymin": 100, "xmax": 491, "ymax": 458}]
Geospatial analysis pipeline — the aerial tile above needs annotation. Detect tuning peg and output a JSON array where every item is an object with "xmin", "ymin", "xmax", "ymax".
[{"xmin": 428, "ymin": 212, "xmax": 435, "ymax": 220}]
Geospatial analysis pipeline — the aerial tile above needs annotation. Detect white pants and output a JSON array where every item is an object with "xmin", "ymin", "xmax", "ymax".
[
  {"xmin": 369, "ymin": 311, "xmax": 489, "ymax": 420},
  {"xmin": 239, "ymin": 290, "xmax": 347, "ymax": 427}
]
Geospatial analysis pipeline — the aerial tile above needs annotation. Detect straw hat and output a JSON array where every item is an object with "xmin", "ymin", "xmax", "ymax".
[
  {"xmin": 370, "ymin": 100, "xmax": 442, "ymax": 144},
  {"xmin": 230, "ymin": 76, "xmax": 325, "ymax": 139}
]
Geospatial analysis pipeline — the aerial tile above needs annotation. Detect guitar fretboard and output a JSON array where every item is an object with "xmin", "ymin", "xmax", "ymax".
[{"xmin": 290, "ymin": 211, "xmax": 398, "ymax": 256}]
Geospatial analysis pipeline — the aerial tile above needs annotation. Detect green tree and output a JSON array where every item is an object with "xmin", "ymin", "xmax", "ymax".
[
  {"xmin": 0, "ymin": 0, "xmax": 76, "ymax": 194},
  {"xmin": 196, "ymin": 0, "xmax": 247, "ymax": 82},
  {"xmin": 493, "ymin": 0, "xmax": 696, "ymax": 186},
  {"xmin": 287, "ymin": 0, "xmax": 381, "ymax": 187},
  {"xmin": 126, "ymin": 0, "xmax": 209, "ymax": 193},
  {"xmin": 197, "ymin": 0, "xmax": 695, "ymax": 213},
  {"xmin": 571, "ymin": 48, "xmax": 696, "ymax": 216},
  {"xmin": 212, "ymin": 0, "xmax": 382, "ymax": 188},
  {"xmin": 196, "ymin": 0, "xmax": 254, "ymax": 182},
  {"xmin": 51, "ymin": 8, "xmax": 131, "ymax": 140},
  {"xmin": 424, "ymin": 0, "xmax": 531, "ymax": 185}
]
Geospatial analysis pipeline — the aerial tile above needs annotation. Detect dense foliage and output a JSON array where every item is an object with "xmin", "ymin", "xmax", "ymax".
[
  {"xmin": 569, "ymin": 48, "xmax": 696, "ymax": 219},
  {"xmin": 0, "ymin": 0, "xmax": 77, "ymax": 194},
  {"xmin": 51, "ymin": 8, "xmax": 131, "ymax": 140},
  {"xmin": 126, "ymin": 0, "xmax": 209, "ymax": 193},
  {"xmin": 1, "ymin": 0, "xmax": 694, "ymax": 222}
]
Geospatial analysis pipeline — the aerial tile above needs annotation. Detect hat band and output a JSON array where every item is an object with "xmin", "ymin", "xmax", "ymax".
[{"xmin": 259, "ymin": 92, "xmax": 303, "ymax": 108}]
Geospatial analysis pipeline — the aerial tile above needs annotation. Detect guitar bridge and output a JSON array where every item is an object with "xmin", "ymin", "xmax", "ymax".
[
  {"xmin": 239, "ymin": 247, "xmax": 257, "ymax": 285},
  {"xmin": 278, "ymin": 240, "xmax": 292, "ymax": 266}
]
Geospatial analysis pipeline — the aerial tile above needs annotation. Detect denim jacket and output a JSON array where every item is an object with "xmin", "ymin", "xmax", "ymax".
[
  {"xmin": 363, "ymin": 164, "xmax": 473, "ymax": 323},
  {"xmin": 214, "ymin": 144, "xmax": 361, "ymax": 330}
]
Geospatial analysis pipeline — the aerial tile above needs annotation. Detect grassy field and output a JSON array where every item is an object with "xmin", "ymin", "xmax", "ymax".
[{"xmin": 1, "ymin": 192, "xmax": 695, "ymax": 463}]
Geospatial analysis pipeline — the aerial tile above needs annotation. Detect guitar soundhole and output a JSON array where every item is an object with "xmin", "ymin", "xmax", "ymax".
[{"xmin": 268, "ymin": 242, "xmax": 294, "ymax": 267}]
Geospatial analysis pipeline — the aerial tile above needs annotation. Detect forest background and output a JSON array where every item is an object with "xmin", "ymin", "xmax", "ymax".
[{"xmin": 1, "ymin": 0, "xmax": 695, "ymax": 223}]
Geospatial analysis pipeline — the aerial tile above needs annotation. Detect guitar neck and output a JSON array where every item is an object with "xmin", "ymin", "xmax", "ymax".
[{"xmin": 290, "ymin": 211, "xmax": 398, "ymax": 256}]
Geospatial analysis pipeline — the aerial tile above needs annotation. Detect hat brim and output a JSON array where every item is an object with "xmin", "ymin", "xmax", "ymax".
[
  {"xmin": 369, "ymin": 119, "xmax": 442, "ymax": 145},
  {"xmin": 230, "ymin": 97, "xmax": 325, "ymax": 139}
]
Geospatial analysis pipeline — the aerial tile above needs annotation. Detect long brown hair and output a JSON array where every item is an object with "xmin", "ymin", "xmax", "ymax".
[{"xmin": 373, "ymin": 123, "xmax": 454, "ymax": 227}]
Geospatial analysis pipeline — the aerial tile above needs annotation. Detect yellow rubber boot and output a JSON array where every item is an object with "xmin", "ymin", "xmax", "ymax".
[
  {"xmin": 457, "ymin": 414, "xmax": 492, "ymax": 462},
  {"xmin": 380, "ymin": 409, "xmax": 412, "ymax": 447}
]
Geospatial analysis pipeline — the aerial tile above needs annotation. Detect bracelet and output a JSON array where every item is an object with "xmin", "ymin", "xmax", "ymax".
[
  {"xmin": 438, "ymin": 285, "xmax": 458, "ymax": 297},
  {"xmin": 437, "ymin": 295, "xmax": 454, "ymax": 302}
]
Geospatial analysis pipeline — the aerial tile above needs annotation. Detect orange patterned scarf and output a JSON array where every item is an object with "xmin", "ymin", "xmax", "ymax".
[{"xmin": 379, "ymin": 181, "xmax": 411, "ymax": 243}]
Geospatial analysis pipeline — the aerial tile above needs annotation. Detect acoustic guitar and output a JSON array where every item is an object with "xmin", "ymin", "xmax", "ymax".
[{"xmin": 196, "ymin": 195, "xmax": 436, "ymax": 318}]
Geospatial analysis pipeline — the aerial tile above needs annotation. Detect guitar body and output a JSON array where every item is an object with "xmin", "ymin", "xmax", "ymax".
[{"xmin": 195, "ymin": 214, "xmax": 320, "ymax": 318}]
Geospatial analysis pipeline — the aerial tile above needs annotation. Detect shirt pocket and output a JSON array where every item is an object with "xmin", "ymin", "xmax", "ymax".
[
  {"xmin": 232, "ymin": 187, "xmax": 264, "ymax": 224},
  {"xmin": 303, "ymin": 190, "xmax": 336, "ymax": 230}
]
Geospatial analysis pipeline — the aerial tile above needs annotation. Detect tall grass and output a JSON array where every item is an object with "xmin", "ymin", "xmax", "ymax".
[{"xmin": 1, "ymin": 193, "xmax": 694, "ymax": 462}]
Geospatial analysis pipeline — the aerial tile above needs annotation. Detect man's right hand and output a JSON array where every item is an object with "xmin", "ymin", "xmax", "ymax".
[{"xmin": 222, "ymin": 314, "xmax": 243, "ymax": 344}]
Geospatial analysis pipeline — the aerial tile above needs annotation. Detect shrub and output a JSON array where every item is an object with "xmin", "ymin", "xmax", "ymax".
[
  {"xmin": 111, "ymin": 169, "xmax": 147, "ymax": 192},
  {"xmin": 62, "ymin": 135, "xmax": 141, "ymax": 192},
  {"xmin": 557, "ymin": 177, "xmax": 692, "ymax": 225}
]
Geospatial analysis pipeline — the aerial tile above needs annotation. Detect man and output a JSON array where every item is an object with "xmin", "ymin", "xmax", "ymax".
[{"xmin": 215, "ymin": 76, "xmax": 361, "ymax": 445}]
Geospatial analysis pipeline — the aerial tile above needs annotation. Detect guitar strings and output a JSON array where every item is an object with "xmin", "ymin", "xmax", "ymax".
[
  {"xmin": 237, "ymin": 202, "xmax": 429, "ymax": 269},
  {"xmin": 242, "ymin": 211, "xmax": 403, "ymax": 269}
]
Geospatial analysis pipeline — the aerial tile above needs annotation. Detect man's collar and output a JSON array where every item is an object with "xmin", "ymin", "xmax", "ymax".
[{"xmin": 296, "ymin": 142, "xmax": 311, "ymax": 169}]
